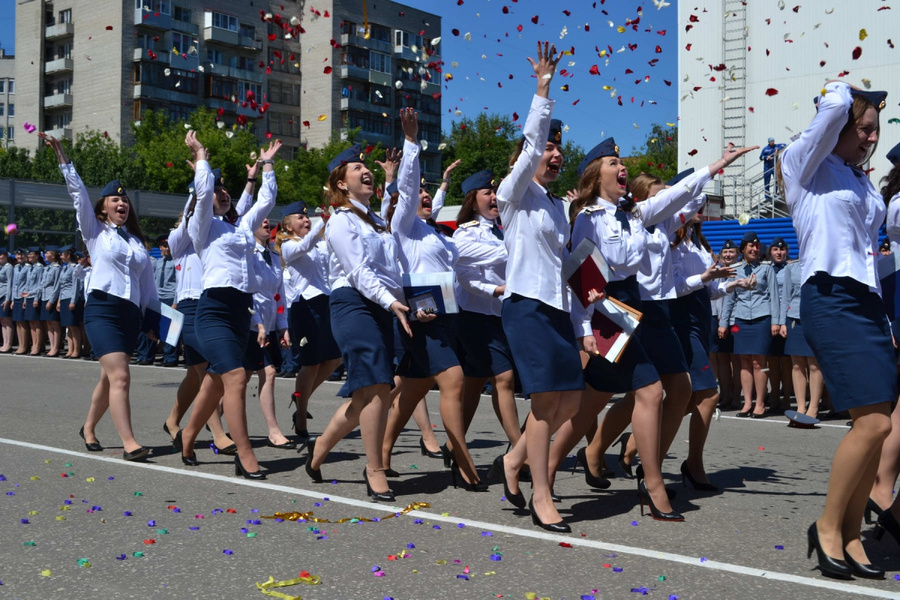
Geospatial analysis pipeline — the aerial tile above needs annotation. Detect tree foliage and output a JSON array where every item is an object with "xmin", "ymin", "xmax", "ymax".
[{"xmin": 624, "ymin": 123, "xmax": 678, "ymax": 183}]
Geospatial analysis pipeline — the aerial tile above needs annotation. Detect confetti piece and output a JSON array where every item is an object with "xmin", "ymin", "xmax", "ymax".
[
  {"xmin": 764, "ymin": 88, "xmax": 779, "ymax": 96},
  {"xmin": 738, "ymin": 213, "xmax": 751, "ymax": 226},
  {"xmin": 86, "ymin": 477, "xmax": 95, "ymax": 482},
  {"xmin": 143, "ymin": 539, "xmax": 155, "ymax": 544},
  {"xmin": 41, "ymin": 569, "xmax": 52, "ymax": 577},
  {"xmin": 317, "ymin": 114, "xmax": 328, "ymax": 122},
  {"xmin": 852, "ymin": 47, "xmax": 863, "ymax": 60},
  {"xmin": 23, "ymin": 123, "xmax": 36, "ymax": 134},
  {"xmin": 223, "ymin": 549, "xmax": 234, "ymax": 555},
  {"xmin": 77, "ymin": 558, "xmax": 91, "ymax": 568},
  {"xmin": 24, "ymin": 541, "xmax": 36, "ymax": 546},
  {"xmin": 775, "ymin": 545, "xmax": 784, "ymax": 550},
  {"xmin": 613, "ymin": 567, "xmax": 624, "ymax": 572},
  {"xmin": 116, "ymin": 554, "xmax": 127, "ymax": 561},
  {"xmin": 132, "ymin": 552, "xmax": 144, "ymax": 558}
]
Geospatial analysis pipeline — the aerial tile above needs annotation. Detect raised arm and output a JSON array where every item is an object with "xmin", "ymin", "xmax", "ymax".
[
  {"xmin": 41, "ymin": 134, "xmax": 103, "ymax": 242},
  {"xmin": 166, "ymin": 194, "xmax": 194, "ymax": 260},
  {"xmin": 375, "ymin": 147, "xmax": 401, "ymax": 221},
  {"xmin": 185, "ymin": 131, "xmax": 214, "ymax": 248},
  {"xmin": 391, "ymin": 108, "xmax": 422, "ymax": 235},
  {"xmin": 432, "ymin": 159, "xmax": 460, "ymax": 220},
  {"xmin": 327, "ymin": 214, "xmax": 401, "ymax": 310},
  {"xmin": 281, "ymin": 219, "xmax": 326, "ymax": 266},
  {"xmin": 241, "ymin": 141, "xmax": 281, "ymax": 233},
  {"xmin": 236, "ymin": 160, "xmax": 261, "ymax": 217}
]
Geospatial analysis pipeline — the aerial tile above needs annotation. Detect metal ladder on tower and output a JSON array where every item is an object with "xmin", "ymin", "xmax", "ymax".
[{"xmin": 721, "ymin": 0, "xmax": 749, "ymax": 218}]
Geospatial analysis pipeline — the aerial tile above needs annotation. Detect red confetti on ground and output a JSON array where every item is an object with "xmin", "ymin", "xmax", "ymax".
[
  {"xmin": 143, "ymin": 539, "xmax": 156, "ymax": 544},
  {"xmin": 559, "ymin": 542, "xmax": 573, "ymax": 548},
  {"xmin": 758, "ymin": 447, "xmax": 765, "ymax": 451}
]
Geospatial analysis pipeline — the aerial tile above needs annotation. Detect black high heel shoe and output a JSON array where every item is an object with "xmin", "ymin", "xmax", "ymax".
[
  {"xmin": 680, "ymin": 461, "xmax": 718, "ymax": 492},
  {"xmin": 635, "ymin": 465, "xmax": 676, "ymax": 500},
  {"xmin": 304, "ymin": 437, "xmax": 323, "ymax": 483},
  {"xmin": 364, "ymin": 468, "xmax": 395, "ymax": 502},
  {"xmin": 806, "ymin": 522, "xmax": 851, "ymax": 579},
  {"xmin": 574, "ymin": 447, "xmax": 611, "ymax": 489},
  {"xmin": 488, "ymin": 454, "xmax": 526, "ymax": 509},
  {"xmin": 234, "ymin": 454, "xmax": 266, "ymax": 480},
  {"xmin": 419, "ymin": 436, "xmax": 444, "ymax": 459},
  {"xmin": 843, "ymin": 552, "xmax": 885, "ymax": 579},
  {"xmin": 441, "ymin": 443, "xmax": 452, "ymax": 469},
  {"xmin": 163, "ymin": 422, "xmax": 176, "ymax": 441},
  {"xmin": 288, "ymin": 392, "xmax": 312, "ymax": 439},
  {"xmin": 450, "ymin": 461, "xmax": 488, "ymax": 492},
  {"xmin": 123, "ymin": 447, "xmax": 150, "ymax": 462},
  {"xmin": 864, "ymin": 498, "xmax": 884, "ymax": 525},
  {"xmin": 614, "ymin": 433, "xmax": 634, "ymax": 478},
  {"xmin": 637, "ymin": 481, "xmax": 684, "ymax": 522},
  {"xmin": 874, "ymin": 509, "xmax": 900, "ymax": 547},
  {"xmin": 79, "ymin": 426, "xmax": 103, "ymax": 452},
  {"xmin": 528, "ymin": 497, "xmax": 571, "ymax": 533},
  {"xmin": 178, "ymin": 428, "xmax": 199, "ymax": 465}
]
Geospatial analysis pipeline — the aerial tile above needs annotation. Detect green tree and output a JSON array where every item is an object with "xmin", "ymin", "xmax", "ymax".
[
  {"xmin": 0, "ymin": 146, "xmax": 33, "ymax": 179},
  {"xmin": 624, "ymin": 123, "xmax": 678, "ymax": 182}
]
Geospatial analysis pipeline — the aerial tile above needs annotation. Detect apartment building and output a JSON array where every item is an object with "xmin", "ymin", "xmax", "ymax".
[{"xmin": 0, "ymin": 49, "xmax": 14, "ymax": 148}]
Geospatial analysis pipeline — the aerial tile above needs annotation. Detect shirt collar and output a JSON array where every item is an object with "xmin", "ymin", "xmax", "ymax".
[
  {"xmin": 476, "ymin": 215, "xmax": 495, "ymax": 226},
  {"xmin": 348, "ymin": 197, "xmax": 370, "ymax": 213}
]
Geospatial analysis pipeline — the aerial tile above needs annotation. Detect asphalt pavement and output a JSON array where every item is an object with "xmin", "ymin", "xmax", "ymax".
[{"xmin": 0, "ymin": 353, "xmax": 898, "ymax": 599}]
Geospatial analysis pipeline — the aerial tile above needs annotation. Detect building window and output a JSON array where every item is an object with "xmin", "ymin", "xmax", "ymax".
[
  {"xmin": 135, "ymin": 62, "xmax": 198, "ymax": 94},
  {"xmin": 0, "ymin": 81, "xmax": 4, "ymax": 93},
  {"xmin": 0, "ymin": 105, "xmax": 4, "ymax": 116},
  {"xmin": 167, "ymin": 103, "xmax": 193, "ymax": 122},
  {"xmin": 52, "ymin": 112, "xmax": 72, "ymax": 129},
  {"xmin": 208, "ymin": 76, "xmax": 237, "ymax": 100},
  {"xmin": 58, "ymin": 43, "xmax": 73, "ymax": 60},
  {"xmin": 234, "ymin": 55, "xmax": 255, "ymax": 71},
  {"xmin": 209, "ymin": 11, "xmax": 238, "ymax": 33},
  {"xmin": 136, "ymin": 0, "xmax": 170, "ymax": 15},
  {"xmin": 58, "ymin": 9, "xmax": 72, "ymax": 24},
  {"xmin": 370, "ymin": 24, "xmax": 390, "ymax": 43},
  {"xmin": 55, "ymin": 79, "xmax": 71, "ymax": 95},
  {"xmin": 268, "ymin": 111, "xmax": 299, "ymax": 138},
  {"xmin": 7, "ymin": 127, "xmax": 13, "ymax": 140},
  {"xmin": 394, "ymin": 30, "xmax": 409, "ymax": 48},
  {"xmin": 268, "ymin": 81, "xmax": 300, "ymax": 106},
  {"xmin": 173, "ymin": 6, "xmax": 191, "ymax": 22},
  {"xmin": 171, "ymin": 32, "xmax": 195, "ymax": 55},
  {"xmin": 206, "ymin": 49, "xmax": 224, "ymax": 65},
  {"xmin": 347, "ymin": 111, "xmax": 392, "ymax": 136},
  {"xmin": 370, "ymin": 52, "xmax": 390, "ymax": 74},
  {"xmin": 239, "ymin": 24, "xmax": 255, "ymax": 39},
  {"xmin": 8, "ymin": 81, "xmax": 13, "ymax": 94},
  {"xmin": 7, "ymin": 104, "xmax": 13, "ymax": 117},
  {"xmin": 238, "ymin": 81, "xmax": 261, "ymax": 100},
  {"xmin": 341, "ymin": 46, "xmax": 369, "ymax": 69},
  {"xmin": 136, "ymin": 33, "xmax": 156, "ymax": 50}
]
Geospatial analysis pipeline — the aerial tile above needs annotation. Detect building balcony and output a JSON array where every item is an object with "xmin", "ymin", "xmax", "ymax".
[
  {"xmin": 45, "ymin": 127, "xmax": 72, "ymax": 140},
  {"xmin": 172, "ymin": 19, "xmax": 199, "ymax": 35},
  {"xmin": 239, "ymin": 35, "xmax": 262, "ymax": 52},
  {"xmin": 340, "ymin": 33, "xmax": 392, "ymax": 54},
  {"xmin": 45, "ymin": 22, "xmax": 74, "ymax": 40},
  {"xmin": 203, "ymin": 26, "xmax": 239, "ymax": 46},
  {"xmin": 205, "ymin": 97, "xmax": 260, "ymax": 119},
  {"xmin": 44, "ymin": 58, "xmax": 74, "ymax": 75},
  {"xmin": 340, "ymin": 64, "xmax": 369, "ymax": 81},
  {"xmin": 369, "ymin": 71, "xmax": 392, "ymax": 87},
  {"xmin": 44, "ymin": 93, "xmax": 73, "ymax": 110},
  {"xmin": 133, "ymin": 84, "xmax": 198, "ymax": 104},
  {"xmin": 134, "ymin": 8, "xmax": 171, "ymax": 30},
  {"xmin": 133, "ymin": 47, "xmax": 170, "ymax": 64},
  {"xmin": 341, "ymin": 97, "xmax": 388, "ymax": 112}
]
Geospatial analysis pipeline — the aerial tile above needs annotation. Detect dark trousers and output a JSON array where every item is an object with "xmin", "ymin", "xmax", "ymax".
[{"xmin": 136, "ymin": 297, "xmax": 178, "ymax": 363}]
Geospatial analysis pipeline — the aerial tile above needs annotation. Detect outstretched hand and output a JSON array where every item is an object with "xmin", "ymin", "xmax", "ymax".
[
  {"xmin": 38, "ymin": 132, "xmax": 69, "ymax": 164},
  {"xmin": 527, "ymin": 41, "xmax": 563, "ymax": 97},
  {"xmin": 375, "ymin": 147, "xmax": 402, "ymax": 180},
  {"xmin": 400, "ymin": 107, "xmax": 418, "ymax": 142}
]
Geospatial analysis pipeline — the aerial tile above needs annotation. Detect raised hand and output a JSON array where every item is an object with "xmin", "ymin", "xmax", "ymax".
[
  {"xmin": 258, "ymin": 140, "xmax": 282, "ymax": 162},
  {"xmin": 527, "ymin": 41, "xmax": 564, "ymax": 98},
  {"xmin": 184, "ymin": 130, "xmax": 207, "ymax": 163},
  {"xmin": 400, "ymin": 107, "xmax": 418, "ymax": 142},
  {"xmin": 442, "ymin": 159, "xmax": 462, "ymax": 180},
  {"xmin": 375, "ymin": 147, "xmax": 402, "ymax": 182},
  {"xmin": 38, "ymin": 132, "xmax": 69, "ymax": 164}
]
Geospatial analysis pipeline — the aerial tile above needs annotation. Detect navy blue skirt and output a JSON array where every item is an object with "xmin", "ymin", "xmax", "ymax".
[
  {"xmin": 732, "ymin": 316, "xmax": 772, "ymax": 356},
  {"xmin": 289, "ymin": 294, "xmax": 341, "ymax": 367},
  {"xmin": 769, "ymin": 334, "xmax": 786, "ymax": 357},
  {"xmin": 455, "ymin": 309, "xmax": 514, "ymax": 378},
  {"xmin": 178, "ymin": 299, "xmax": 206, "ymax": 367},
  {"xmin": 40, "ymin": 302, "xmax": 60, "ymax": 322},
  {"xmin": 583, "ymin": 278, "xmax": 658, "ymax": 393},
  {"xmin": 801, "ymin": 274, "xmax": 896, "ymax": 411},
  {"xmin": 12, "ymin": 298, "xmax": 25, "ymax": 322},
  {"xmin": 784, "ymin": 317, "xmax": 814, "ymax": 357},
  {"xmin": 195, "ymin": 287, "xmax": 252, "ymax": 375},
  {"xmin": 330, "ymin": 286, "xmax": 395, "ymax": 395},
  {"xmin": 711, "ymin": 315, "xmax": 734, "ymax": 354},
  {"xmin": 639, "ymin": 299, "xmax": 689, "ymax": 375},
  {"xmin": 396, "ymin": 314, "xmax": 461, "ymax": 379},
  {"xmin": 501, "ymin": 294, "xmax": 584, "ymax": 395},
  {"xmin": 83, "ymin": 290, "xmax": 142, "ymax": 357},
  {"xmin": 243, "ymin": 331, "xmax": 283, "ymax": 371},
  {"xmin": 0, "ymin": 299, "xmax": 11, "ymax": 319},
  {"xmin": 24, "ymin": 298, "xmax": 40, "ymax": 321},
  {"xmin": 672, "ymin": 290, "xmax": 717, "ymax": 392},
  {"xmin": 59, "ymin": 299, "xmax": 83, "ymax": 327}
]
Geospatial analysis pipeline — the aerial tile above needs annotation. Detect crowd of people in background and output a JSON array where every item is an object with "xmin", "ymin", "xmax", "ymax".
[{"xmin": 1, "ymin": 43, "xmax": 899, "ymax": 580}]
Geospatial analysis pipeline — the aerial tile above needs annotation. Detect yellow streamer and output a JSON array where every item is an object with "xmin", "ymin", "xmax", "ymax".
[
  {"xmin": 262, "ymin": 502, "xmax": 430, "ymax": 524},
  {"xmin": 362, "ymin": 0, "xmax": 370, "ymax": 39},
  {"xmin": 256, "ymin": 573, "xmax": 321, "ymax": 600}
]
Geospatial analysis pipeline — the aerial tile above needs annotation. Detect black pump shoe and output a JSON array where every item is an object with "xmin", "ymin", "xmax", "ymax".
[
  {"xmin": 364, "ymin": 468, "xmax": 395, "ymax": 502},
  {"xmin": 234, "ymin": 454, "xmax": 266, "ymax": 480},
  {"xmin": 266, "ymin": 438, "xmax": 297, "ymax": 450},
  {"xmin": 441, "ymin": 443, "xmax": 452, "ymax": 468},
  {"xmin": 806, "ymin": 522, "xmax": 852, "ymax": 579},
  {"xmin": 383, "ymin": 468, "xmax": 401, "ymax": 478},
  {"xmin": 182, "ymin": 452, "xmax": 199, "ymax": 466},
  {"xmin": 288, "ymin": 392, "xmax": 313, "ymax": 438},
  {"xmin": 79, "ymin": 426, "xmax": 103, "ymax": 452},
  {"xmin": 635, "ymin": 465, "xmax": 676, "ymax": 500},
  {"xmin": 172, "ymin": 429, "xmax": 184, "ymax": 451},
  {"xmin": 488, "ymin": 454, "xmax": 526, "ymax": 509},
  {"xmin": 304, "ymin": 437, "xmax": 323, "ymax": 483},
  {"xmin": 163, "ymin": 422, "xmax": 177, "ymax": 441},
  {"xmin": 637, "ymin": 481, "xmax": 684, "ymax": 522},
  {"xmin": 864, "ymin": 498, "xmax": 884, "ymax": 525},
  {"xmin": 575, "ymin": 447, "xmax": 611, "ymax": 489},
  {"xmin": 123, "ymin": 447, "xmax": 150, "ymax": 462},
  {"xmin": 614, "ymin": 433, "xmax": 635, "ymax": 478},
  {"xmin": 874, "ymin": 509, "xmax": 900, "ymax": 547},
  {"xmin": 529, "ymin": 497, "xmax": 571, "ymax": 533},
  {"xmin": 843, "ymin": 552, "xmax": 884, "ymax": 579},
  {"xmin": 680, "ymin": 461, "xmax": 718, "ymax": 492},
  {"xmin": 419, "ymin": 436, "xmax": 444, "ymax": 459},
  {"xmin": 450, "ymin": 461, "xmax": 488, "ymax": 492}
]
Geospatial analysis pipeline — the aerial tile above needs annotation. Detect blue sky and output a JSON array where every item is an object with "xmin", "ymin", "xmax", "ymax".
[{"xmin": 0, "ymin": 0, "xmax": 678, "ymax": 154}]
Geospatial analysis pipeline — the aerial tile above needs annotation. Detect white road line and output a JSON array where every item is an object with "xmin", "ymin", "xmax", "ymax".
[
  {"xmin": 719, "ymin": 415, "xmax": 851, "ymax": 429},
  {"xmin": 0, "ymin": 436, "xmax": 895, "ymax": 599}
]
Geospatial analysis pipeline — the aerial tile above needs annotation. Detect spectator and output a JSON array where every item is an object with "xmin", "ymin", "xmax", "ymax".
[{"xmin": 760, "ymin": 137, "xmax": 786, "ymax": 201}]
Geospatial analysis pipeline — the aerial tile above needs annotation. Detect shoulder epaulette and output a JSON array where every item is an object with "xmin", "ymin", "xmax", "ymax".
[
  {"xmin": 582, "ymin": 205, "xmax": 604, "ymax": 214},
  {"xmin": 334, "ymin": 207, "xmax": 351, "ymax": 213},
  {"xmin": 458, "ymin": 220, "xmax": 479, "ymax": 229}
]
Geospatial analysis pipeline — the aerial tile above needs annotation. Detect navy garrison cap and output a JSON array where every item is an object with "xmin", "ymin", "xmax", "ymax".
[
  {"xmin": 721, "ymin": 239, "xmax": 737, "ymax": 251},
  {"xmin": 155, "ymin": 234, "xmax": 168, "ymax": 245},
  {"xmin": 770, "ymin": 237, "xmax": 788, "ymax": 250},
  {"xmin": 0, "ymin": 248, "xmax": 7, "ymax": 255},
  {"xmin": 740, "ymin": 231, "xmax": 760, "ymax": 248},
  {"xmin": 58, "ymin": 244, "xmax": 74, "ymax": 253},
  {"xmin": 852, "ymin": 88, "xmax": 888, "ymax": 111},
  {"xmin": 881, "ymin": 238, "xmax": 891, "ymax": 251},
  {"xmin": 328, "ymin": 144, "xmax": 365, "ymax": 173},
  {"xmin": 99, "ymin": 180, "xmax": 125, "ymax": 197},
  {"xmin": 211, "ymin": 168, "xmax": 225, "ymax": 188},
  {"xmin": 461, "ymin": 170, "xmax": 495, "ymax": 195},
  {"xmin": 577, "ymin": 137, "xmax": 619, "ymax": 177},
  {"xmin": 74, "ymin": 251, "xmax": 84, "ymax": 259},
  {"xmin": 887, "ymin": 142, "xmax": 900, "ymax": 166},
  {"xmin": 27, "ymin": 246, "xmax": 41, "ymax": 253},
  {"xmin": 45, "ymin": 245, "xmax": 59, "ymax": 252},
  {"xmin": 385, "ymin": 181, "xmax": 399, "ymax": 197},
  {"xmin": 667, "ymin": 168, "xmax": 695, "ymax": 187},
  {"xmin": 280, "ymin": 201, "xmax": 308, "ymax": 220},
  {"xmin": 16, "ymin": 247, "xmax": 27, "ymax": 254},
  {"xmin": 548, "ymin": 119, "xmax": 563, "ymax": 144}
]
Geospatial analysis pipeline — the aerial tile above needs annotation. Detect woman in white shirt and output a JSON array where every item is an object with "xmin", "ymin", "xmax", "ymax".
[
  {"xmin": 277, "ymin": 201, "xmax": 342, "ymax": 440},
  {"xmin": 41, "ymin": 132, "xmax": 158, "ymax": 462},
  {"xmin": 781, "ymin": 81, "xmax": 892, "ymax": 579},
  {"xmin": 304, "ymin": 143, "xmax": 412, "ymax": 502},
  {"xmin": 177, "ymin": 131, "xmax": 280, "ymax": 480}
]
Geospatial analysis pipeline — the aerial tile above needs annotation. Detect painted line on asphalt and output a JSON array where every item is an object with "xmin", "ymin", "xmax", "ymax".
[
  {"xmin": 718, "ymin": 415, "xmax": 851, "ymax": 429},
  {"xmin": 0, "ymin": 436, "xmax": 893, "ymax": 599}
]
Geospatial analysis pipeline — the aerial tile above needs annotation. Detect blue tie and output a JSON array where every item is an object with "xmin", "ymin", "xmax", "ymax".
[
  {"xmin": 491, "ymin": 223, "xmax": 504, "ymax": 240},
  {"xmin": 615, "ymin": 208, "xmax": 631, "ymax": 233},
  {"xmin": 115, "ymin": 226, "xmax": 129, "ymax": 242},
  {"xmin": 262, "ymin": 249, "xmax": 272, "ymax": 266}
]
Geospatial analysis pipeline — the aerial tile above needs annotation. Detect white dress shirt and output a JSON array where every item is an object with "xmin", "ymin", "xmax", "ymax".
[
  {"xmin": 381, "ymin": 186, "xmax": 446, "ymax": 222},
  {"xmin": 782, "ymin": 81, "xmax": 886, "ymax": 294},
  {"xmin": 167, "ymin": 194, "xmax": 203, "ymax": 303},
  {"xmin": 189, "ymin": 160, "xmax": 276, "ymax": 293},
  {"xmin": 326, "ymin": 198, "xmax": 405, "ymax": 311},
  {"xmin": 282, "ymin": 219, "xmax": 331, "ymax": 302},
  {"xmin": 887, "ymin": 192, "xmax": 900, "ymax": 255},
  {"xmin": 452, "ymin": 215, "xmax": 507, "ymax": 316},
  {"xmin": 671, "ymin": 230, "xmax": 731, "ymax": 300},
  {"xmin": 497, "ymin": 94, "xmax": 570, "ymax": 311},
  {"xmin": 61, "ymin": 163, "xmax": 158, "ymax": 311},
  {"xmin": 249, "ymin": 242, "xmax": 289, "ymax": 333},
  {"xmin": 392, "ymin": 138, "xmax": 459, "ymax": 275}
]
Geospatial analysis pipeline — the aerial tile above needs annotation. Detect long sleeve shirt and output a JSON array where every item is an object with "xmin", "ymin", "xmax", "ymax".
[
  {"xmin": 671, "ymin": 230, "xmax": 731, "ymax": 301},
  {"xmin": 326, "ymin": 198, "xmax": 405, "ymax": 311},
  {"xmin": 391, "ymin": 138, "xmax": 459, "ymax": 275},
  {"xmin": 281, "ymin": 219, "xmax": 331, "ymax": 302},
  {"xmin": 780, "ymin": 260, "xmax": 803, "ymax": 322},
  {"xmin": 887, "ymin": 192, "xmax": 900, "ymax": 255},
  {"xmin": 154, "ymin": 256, "xmax": 177, "ymax": 300},
  {"xmin": 452, "ymin": 215, "xmax": 507, "ymax": 316},
  {"xmin": 13, "ymin": 263, "xmax": 29, "ymax": 299},
  {"xmin": 497, "ymin": 94, "xmax": 570, "ymax": 311},
  {"xmin": 249, "ymin": 242, "xmax": 289, "ymax": 333},
  {"xmin": 73, "ymin": 264, "xmax": 91, "ymax": 301},
  {"xmin": 58, "ymin": 262, "xmax": 76, "ymax": 301},
  {"xmin": 719, "ymin": 261, "xmax": 781, "ymax": 327},
  {"xmin": 60, "ymin": 163, "xmax": 158, "ymax": 312},
  {"xmin": 167, "ymin": 194, "xmax": 203, "ymax": 303},
  {"xmin": 0, "ymin": 262, "xmax": 12, "ymax": 303},
  {"xmin": 188, "ymin": 160, "xmax": 276, "ymax": 293},
  {"xmin": 782, "ymin": 81, "xmax": 885, "ymax": 294},
  {"xmin": 25, "ymin": 263, "xmax": 44, "ymax": 300},
  {"xmin": 39, "ymin": 262, "xmax": 62, "ymax": 303}
]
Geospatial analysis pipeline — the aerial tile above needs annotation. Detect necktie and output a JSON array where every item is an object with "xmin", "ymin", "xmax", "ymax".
[
  {"xmin": 615, "ymin": 208, "xmax": 631, "ymax": 233},
  {"xmin": 645, "ymin": 224, "xmax": 656, "ymax": 234},
  {"xmin": 690, "ymin": 228, "xmax": 700, "ymax": 248},
  {"xmin": 262, "ymin": 249, "xmax": 272, "ymax": 266},
  {"xmin": 115, "ymin": 226, "xmax": 129, "ymax": 242},
  {"xmin": 546, "ymin": 191, "xmax": 557, "ymax": 204},
  {"xmin": 490, "ymin": 223, "xmax": 504, "ymax": 240}
]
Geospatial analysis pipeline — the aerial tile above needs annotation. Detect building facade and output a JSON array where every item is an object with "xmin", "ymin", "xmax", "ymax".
[
  {"xmin": 0, "ymin": 50, "xmax": 14, "ymax": 148},
  {"xmin": 13, "ymin": 0, "xmax": 441, "ymax": 175}
]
